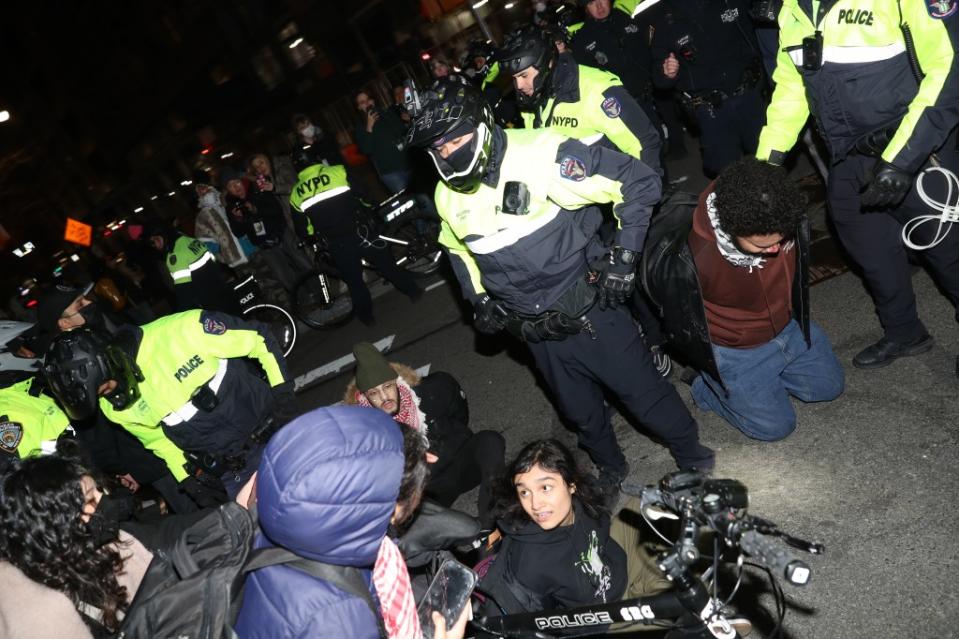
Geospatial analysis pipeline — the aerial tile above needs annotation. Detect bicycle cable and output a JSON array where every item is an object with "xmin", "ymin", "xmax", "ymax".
[
  {"xmin": 902, "ymin": 163, "xmax": 959, "ymax": 251},
  {"xmin": 356, "ymin": 223, "xmax": 388, "ymax": 250}
]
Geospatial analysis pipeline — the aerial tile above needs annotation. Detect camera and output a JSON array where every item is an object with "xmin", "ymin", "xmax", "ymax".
[
  {"xmin": 802, "ymin": 31, "xmax": 823, "ymax": 71},
  {"xmin": 501, "ymin": 181, "xmax": 531, "ymax": 215},
  {"xmin": 676, "ymin": 34, "xmax": 697, "ymax": 63}
]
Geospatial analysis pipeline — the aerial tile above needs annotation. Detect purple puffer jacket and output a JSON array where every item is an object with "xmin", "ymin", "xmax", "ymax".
[{"xmin": 234, "ymin": 405, "xmax": 404, "ymax": 639}]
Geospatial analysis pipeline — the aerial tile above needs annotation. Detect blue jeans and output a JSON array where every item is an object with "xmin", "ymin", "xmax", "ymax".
[{"xmin": 691, "ymin": 320, "xmax": 844, "ymax": 441}]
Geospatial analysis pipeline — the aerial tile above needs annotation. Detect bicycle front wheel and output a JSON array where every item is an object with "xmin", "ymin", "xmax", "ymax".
[
  {"xmin": 293, "ymin": 270, "xmax": 354, "ymax": 329},
  {"xmin": 383, "ymin": 212, "xmax": 444, "ymax": 278},
  {"xmin": 242, "ymin": 303, "xmax": 297, "ymax": 357}
]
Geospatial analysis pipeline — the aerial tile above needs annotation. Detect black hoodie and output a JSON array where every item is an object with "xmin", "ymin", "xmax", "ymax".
[{"xmin": 481, "ymin": 500, "xmax": 627, "ymax": 614}]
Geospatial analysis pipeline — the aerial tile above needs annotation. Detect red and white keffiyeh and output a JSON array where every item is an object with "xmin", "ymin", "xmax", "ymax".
[
  {"xmin": 355, "ymin": 377, "xmax": 427, "ymax": 434},
  {"xmin": 372, "ymin": 536, "xmax": 422, "ymax": 639}
]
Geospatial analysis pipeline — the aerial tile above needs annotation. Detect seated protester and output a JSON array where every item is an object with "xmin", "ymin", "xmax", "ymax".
[
  {"xmin": 222, "ymin": 168, "xmax": 302, "ymax": 301},
  {"xmin": 143, "ymin": 217, "xmax": 242, "ymax": 316},
  {"xmin": 478, "ymin": 439, "xmax": 669, "ymax": 619},
  {"xmin": 235, "ymin": 405, "xmax": 470, "ymax": 639},
  {"xmin": 644, "ymin": 158, "xmax": 845, "ymax": 441},
  {"xmin": 344, "ymin": 341, "xmax": 505, "ymax": 528},
  {"xmin": 0, "ymin": 455, "xmax": 154, "ymax": 638}
]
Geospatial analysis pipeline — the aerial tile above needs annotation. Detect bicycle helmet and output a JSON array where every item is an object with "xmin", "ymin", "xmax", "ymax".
[
  {"xmin": 407, "ymin": 81, "xmax": 496, "ymax": 194},
  {"xmin": 497, "ymin": 26, "xmax": 557, "ymax": 109},
  {"xmin": 291, "ymin": 145, "xmax": 323, "ymax": 174},
  {"xmin": 43, "ymin": 328, "xmax": 144, "ymax": 420}
]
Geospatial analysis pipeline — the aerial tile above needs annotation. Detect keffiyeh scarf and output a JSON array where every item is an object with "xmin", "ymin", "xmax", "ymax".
[
  {"xmin": 356, "ymin": 377, "xmax": 428, "ymax": 434},
  {"xmin": 706, "ymin": 191, "xmax": 767, "ymax": 272}
]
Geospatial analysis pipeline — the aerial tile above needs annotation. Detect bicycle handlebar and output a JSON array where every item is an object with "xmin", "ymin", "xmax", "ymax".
[{"xmin": 739, "ymin": 530, "xmax": 811, "ymax": 586}]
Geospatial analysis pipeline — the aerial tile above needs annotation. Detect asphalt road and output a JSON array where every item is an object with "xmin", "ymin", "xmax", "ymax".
[{"xmin": 280, "ymin": 144, "xmax": 959, "ymax": 638}]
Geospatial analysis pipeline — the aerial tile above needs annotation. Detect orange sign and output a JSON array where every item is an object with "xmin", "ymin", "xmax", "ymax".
[{"xmin": 64, "ymin": 218, "xmax": 93, "ymax": 247}]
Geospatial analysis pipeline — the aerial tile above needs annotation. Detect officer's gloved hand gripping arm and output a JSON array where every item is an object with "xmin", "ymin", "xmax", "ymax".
[
  {"xmin": 548, "ymin": 138, "xmax": 662, "ymax": 308},
  {"xmin": 439, "ymin": 222, "xmax": 511, "ymax": 334}
]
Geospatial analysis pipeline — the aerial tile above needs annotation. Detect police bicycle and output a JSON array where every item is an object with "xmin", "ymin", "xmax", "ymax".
[
  {"xmin": 233, "ymin": 274, "xmax": 297, "ymax": 357},
  {"xmin": 472, "ymin": 470, "xmax": 824, "ymax": 638},
  {"xmin": 291, "ymin": 190, "xmax": 443, "ymax": 329}
]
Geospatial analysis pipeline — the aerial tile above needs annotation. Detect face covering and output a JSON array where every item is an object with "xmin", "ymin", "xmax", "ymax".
[
  {"xmin": 444, "ymin": 138, "xmax": 478, "ymax": 174},
  {"xmin": 86, "ymin": 491, "xmax": 136, "ymax": 547},
  {"xmin": 79, "ymin": 302, "xmax": 105, "ymax": 329},
  {"xmin": 300, "ymin": 124, "xmax": 317, "ymax": 139},
  {"xmin": 199, "ymin": 190, "xmax": 221, "ymax": 210}
]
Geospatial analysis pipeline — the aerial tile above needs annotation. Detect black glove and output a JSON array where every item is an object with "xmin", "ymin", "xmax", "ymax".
[
  {"xmin": 860, "ymin": 160, "xmax": 912, "ymax": 210},
  {"xmin": 765, "ymin": 150, "xmax": 787, "ymax": 167},
  {"xmin": 179, "ymin": 474, "xmax": 228, "ymax": 509},
  {"xmin": 595, "ymin": 247, "xmax": 638, "ymax": 310},
  {"xmin": 271, "ymin": 381, "xmax": 299, "ymax": 428},
  {"xmin": 506, "ymin": 311, "xmax": 586, "ymax": 343},
  {"xmin": 473, "ymin": 294, "xmax": 510, "ymax": 334}
]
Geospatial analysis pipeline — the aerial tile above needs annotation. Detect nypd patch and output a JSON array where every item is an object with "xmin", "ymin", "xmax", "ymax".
[
  {"xmin": 559, "ymin": 156, "xmax": 587, "ymax": 181},
  {"xmin": 0, "ymin": 421, "xmax": 23, "ymax": 454},
  {"xmin": 927, "ymin": 0, "xmax": 957, "ymax": 18},
  {"xmin": 602, "ymin": 97, "xmax": 622, "ymax": 118},
  {"xmin": 202, "ymin": 315, "xmax": 227, "ymax": 335}
]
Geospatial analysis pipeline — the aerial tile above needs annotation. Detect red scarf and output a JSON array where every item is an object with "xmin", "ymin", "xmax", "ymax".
[
  {"xmin": 372, "ymin": 536, "xmax": 422, "ymax": 639},
  {"xmin": 355, "ymin": 378, "xmax": 426, "ymax": 433}
]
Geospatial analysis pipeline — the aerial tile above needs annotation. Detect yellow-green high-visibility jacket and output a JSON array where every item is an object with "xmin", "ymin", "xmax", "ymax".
[
  {"xmin": 166, "ymin": 236, "xmax": 216, "ymax": 285},
  {"xmin": 757, "ymin": 0, "xmax": 959, "ymax": 172},
  {"xmin": 521, "ymin": 53, "xmax": 661, "ymax": 172},
  {"xmin": 0, "ymin": 378, "xmax": 70, "ymax": 459},
  {"xmin": 435, "ymin": 127, "xmax": 661, "ymax": 315},
  {"xmin": 289, "ymin": 163, "xmax": 358, "ymax": 239},
  {"xmin": 100, "ymin": 309, "xmax": 288, "ymax": 480}
]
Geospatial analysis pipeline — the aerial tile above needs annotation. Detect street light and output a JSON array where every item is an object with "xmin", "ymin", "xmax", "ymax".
[{"xmin": 0, "ymin": 110, "xmax": 9, "ymax": 123}]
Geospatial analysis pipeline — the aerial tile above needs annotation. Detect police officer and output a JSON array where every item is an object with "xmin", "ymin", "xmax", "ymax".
[
  {"xmin": 145, "ymin": 218, "xmax": 241, "ymax": 316},
  {"xmin": 289, "ymin": 148, "xmax": 423, "ymax": 325},
  {"xmin": 757, "ymin": 0, "xmax": 959, "ymax": 372},
  {"xmin": 44, "ymin": 309, "xmax": 295, "ymax": 502},
  {"xmin": 650, "ymin": 0, "xmax": 764, "ymax": 177},
  {"xmin": 569, "ymin": 0, "xmax": 659, "ymax": 124},
  {"xmin": 498, "ymin": 26, "xmax": 662, "ymax": 173},
  {"xmin": 407, "ymin": 82, "xmax": 714, "ymax": 496}
]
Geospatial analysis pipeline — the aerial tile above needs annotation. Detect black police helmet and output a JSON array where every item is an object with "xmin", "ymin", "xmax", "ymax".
[
  {"xmin": 44, "ymin": 328, "xmax": 143, "ymax": 421},
  {"xmin": 497, "ymin": 26, "xmax": 557, "ymax": 108},
  {"xmin": 291, "ymin": 145, "xmax": 323, "ymax": 174},
  {"xmin": 407, "ymin": 80, "xmax": 496, "ymax": 194}
]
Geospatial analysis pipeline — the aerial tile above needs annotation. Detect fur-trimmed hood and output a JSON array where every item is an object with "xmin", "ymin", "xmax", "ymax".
[{"xmin": 343, "ymin": 362, "xmax": 421, "ymax": 405}]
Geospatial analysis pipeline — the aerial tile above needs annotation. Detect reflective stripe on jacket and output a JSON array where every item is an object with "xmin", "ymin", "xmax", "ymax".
[
  {"xmin": 0, "ymin": 379, "xmax": 70, "ymax": 459},
  {"xmin": 166, "ymin": 236, "xmax": 215, "ymax": 285}
]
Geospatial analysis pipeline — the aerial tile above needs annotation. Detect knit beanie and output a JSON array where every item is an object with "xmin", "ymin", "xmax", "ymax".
[{"xmin": 353, "ymin": 342, "xmax": 396, "ymax": 392}]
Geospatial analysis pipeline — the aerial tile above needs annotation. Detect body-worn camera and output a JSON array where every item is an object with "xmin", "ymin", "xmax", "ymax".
[
  {"xmin": 501, "ymin": 181, "xmax": 531, "ymax": 215},
  {"xmin": 802, "ymin": 31, "xmax": 824, "ymax": 71},
  {"xmin": 676, "ymin": 34, "xmax": 697, "ymax": 63}
]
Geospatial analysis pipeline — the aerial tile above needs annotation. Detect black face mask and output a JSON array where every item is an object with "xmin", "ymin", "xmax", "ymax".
[
  {"xmin": 86, "ymin": 491, "xmax": 136, "ymax": 547},
  {"xmin": 79, "ymin": 302, "xmax": 105, "ymax": 329},
  {"xmin": 445, "ymin": 139, "xmax": 478, "ymax": 173}
]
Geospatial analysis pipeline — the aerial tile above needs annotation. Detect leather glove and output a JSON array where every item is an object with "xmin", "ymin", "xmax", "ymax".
[
  {"xmin": 271, "ymin": 381, "xmax": 299, "ymax": 428},
  {"xmin": 595, "ymin": 247, "xmax": 638, "ymax": 310},
  {"xmin": 473, "ymin": 294, "xmax": 510, "ymax": 334},
  {"xmin": 180, "ymin": 474, "xmax": 228, "ymax": 509},
  {"xmin": 860, "ymin": 160, "xmax": 912, "ymax": 210}
]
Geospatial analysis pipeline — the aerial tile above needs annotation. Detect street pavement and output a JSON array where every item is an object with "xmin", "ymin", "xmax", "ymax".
[{"xmin": 283, "ymin": 144, "xmax": 959, "ymax": 638}]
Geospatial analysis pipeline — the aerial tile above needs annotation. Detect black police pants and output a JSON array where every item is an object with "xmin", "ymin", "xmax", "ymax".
[
  {"xmin": 425, "ymin": 430, "xmax": 506, "ymax": 528},
  {"xmin": 694, "ymin": 87, "xmax": 765, "ymax": 178},
  {"xmin": 827, "ymin": 145, "xmax": 959, "ymax": 343},
  {"xmin": 527, "ymin": 304, "xmax": 712, "ymax": 473},
  {"xmin": 327, "ymin": 234, "xmax": 422, "ymax": 322}
]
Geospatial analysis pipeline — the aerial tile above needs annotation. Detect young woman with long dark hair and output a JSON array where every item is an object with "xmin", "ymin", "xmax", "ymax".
[{"xmin": 478, "ymin": 439, "xmax": 670, "ymax": 619}]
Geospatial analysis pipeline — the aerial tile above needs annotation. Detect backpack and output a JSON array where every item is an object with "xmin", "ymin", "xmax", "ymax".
[{"xmin": 119, "ymin": 503, "xmax": 386, "ymax": 639}]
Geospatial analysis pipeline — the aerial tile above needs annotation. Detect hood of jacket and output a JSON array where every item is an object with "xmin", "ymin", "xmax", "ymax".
[
  {"xmin": 256, "ymin": 404, "xmax": 404, "ymax": 566},
  {"xmin": 342, "ymin": 362, "xmax": 421, "ymax": 405}
]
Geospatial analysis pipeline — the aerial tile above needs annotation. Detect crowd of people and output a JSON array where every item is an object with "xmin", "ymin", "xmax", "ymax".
[{"xmin": 1, "ymin": 0, "xmax": 958, "ymax": 637}]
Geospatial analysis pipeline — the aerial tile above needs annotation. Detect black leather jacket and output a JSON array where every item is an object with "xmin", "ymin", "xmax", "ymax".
[{"xmin": 641, "ymin": 192, "xmax": 810, "ymax": 389}]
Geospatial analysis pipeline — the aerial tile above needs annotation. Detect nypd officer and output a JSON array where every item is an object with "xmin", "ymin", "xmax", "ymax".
[
  {"xmin": 289, "ymin": 148, "xmax": 423, "ymax": 325},
  {"xmin": 757, "ymin": 1, "xmax": 959, "ymax": 372},
  {"xmin": 407, "ymin": 82, "xmax": 714, "ymax": 497},
  {"xmin": 44, "ymin": 309, "xmax": 296, "ymax": 502},
  {"xmin": 650, "ymin": 0, "xmax": 764, "ymax": 177},
  {"xmin": 498, "ymin": 25, "xmax": 662, "ymax": 173}
]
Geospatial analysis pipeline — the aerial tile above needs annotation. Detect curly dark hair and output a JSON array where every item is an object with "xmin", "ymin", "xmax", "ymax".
[
  {"xmin": 713, "ymin": 157, "xmax": 806, "ymax": 238},
  {"xmin": 0, "ymin": 456, "xmax": 129, "ymax": 631},
  {"xmin": 493, "ymin": 439, "xmax": 606, "ymax": 528}
]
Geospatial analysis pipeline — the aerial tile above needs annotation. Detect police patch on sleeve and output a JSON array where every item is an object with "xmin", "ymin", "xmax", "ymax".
[
  {"xmin": 602, "ymin": 97, "xmax": 622, "ymax": 119},
  {"xmin": 0, "ymin": 421, "xmax": 23, "ymax": 454},
  {"xmin": 201, "ymin": 315, "xmax": 227, "ymax": 335},
  {"xmin": 927, "ymin": 0, "xmax": 957, "ymax": 18},
  {"xmin": 559, "ymin": 156, "xmax": 587, "ymax": 181}
]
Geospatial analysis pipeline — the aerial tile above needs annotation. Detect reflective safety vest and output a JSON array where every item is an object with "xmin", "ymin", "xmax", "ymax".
[
  {"xmin": 0, "ymin": 379, "xmax": 70, "ymax": 459},
  {"xmin": 167, "ymin": 236, "xmax": 215, "ymax": 285},
  {"xmin": 100, "ymin": 309, "xmax": 287, "ymax": 480},
  {"xmin": 757, "ymin": 0, "xmax": 959, "ymax": 172},
  {"xmin": 289, "ymin": 164, "xmax": 352, "ymax": 236},
  {"xmin": 522, "ymin": 62, "xmax": 647, "ymax": 161}
]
